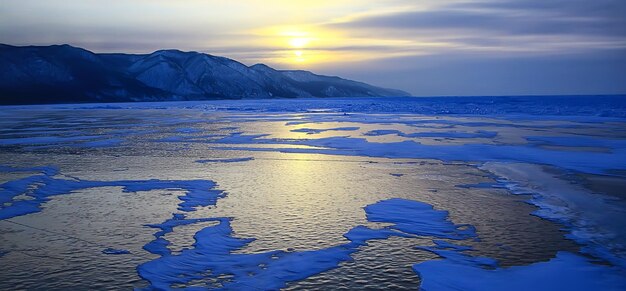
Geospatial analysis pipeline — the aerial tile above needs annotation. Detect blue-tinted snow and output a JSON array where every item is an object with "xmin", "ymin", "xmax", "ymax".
[
  {"xmin": 413, "ymin": 236, "xmax": 626, "ymax": 291},
  {"xmin": 291, "ymin": 127, "xmax": 360, "ymax": 134},
  {"xmin": 364, "ymin": 129, "xmax": 497, "ymax": 139},
  {"xmin": 0, "ymin": 166, "xmax": 224, "ymax": 220},
  {"xmin": 139, "ymin": 218, "xmax": 356, "ymax": 290},
  {"xmin": 416, "ymin": 244, "xmax": 498, "ymax": 269},
  {"xmin": 137, "ymin": 198, "xmax": 474, "ymax": 290},
  {"xmin": 0, "ymin": 135, "xmax": 101, "ymax": 145},
  {"xmin": 143, "ymin": 214, "xmax": 221, "ymax": 256},
  {"xmin": 137, "ymin": 193, "xmax": 626, "ymax": 290},
  {"xmin": 414, "ymin": 251, "xmax": 626, "ymax": 291},
  {"xmin": 2, "ymin": 96, "xmax": 626, "ymax": 289},
  {"xmin": 478, "ymin": 162, "xmax": 626, "ymax": 269},
  {"xmin": 526, "ymin": 136, "xmax": 626, "ymax": 150},
  {"xmin": 365, "ymin": 198, "xmax": 476, "ymax": 240},
  {"xmin": 209, "ymin": 135, "xmax": 626, "ymax": 174},
  {"xmin": 1, "ymin": 162, "xmax": 624, "ymax": 290}
]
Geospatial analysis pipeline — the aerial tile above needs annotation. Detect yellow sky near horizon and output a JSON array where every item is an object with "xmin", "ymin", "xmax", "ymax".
[
  {"xmin": 0, "ymin": 0, "xmax": 456, "ymax": 67},
  {"xmin": 0, "ymin": 0, "xmax": 623, "ymax": 71}
]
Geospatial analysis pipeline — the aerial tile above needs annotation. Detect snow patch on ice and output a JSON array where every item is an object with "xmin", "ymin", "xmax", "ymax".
[
  {"xmin": 365, "ymin": 198, "xmax": 476, "ymax": 240},
  {"xmin": 414, "ymin": 251, "xmax": 626, "ymax": 291},
  {"xmin": 480, "ymin": 162, "xmax": 626, "ymax": 269},
  {"xmin": 526, "ymin": 136, "xmax": 626, "ymax": 150},
  {"xmin": 143, "ymin": 214, "xmax": 221, "ymax": 256},
  {"xmin": 0, "ymin": 135, "xmax": 101, "ymax": 145},
  {"xmin": 364, "ymin": 129, "xmax": 497, "ymax": 139},
  {"xmin": 208, "ymin": 134, "xmax": 626, "ymax": 174},
  {"xmin": 137, "ymin": 197, "xmax": 475, "ymax": 289},
  {"xmin": 291, "ymin": 127, "xmax": 360, "ymax": 134},
  {"xmin": 0, "ymin": 165, "xmax": 59, "ymax": 176},
  {"xmin": 0, "ymin": 166, "xmax": 224, "ymax": 220}
]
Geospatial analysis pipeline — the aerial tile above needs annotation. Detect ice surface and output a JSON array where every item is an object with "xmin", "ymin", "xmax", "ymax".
[
  {"xmin": 196, "ymin": 157, "xmax": 254, "ymax": 163},
  {"xmin": 0, "ymin": 165, "xmax": 59, "ymax": 176},
  {"xmin": 210, "ymin": 135, "xmax": 626, "ymax": 174},
  {"xmin": 0, "ymin": 166, "xmax": 224, "ymax": 220},
  {"xmin": 1, "ymin": 96, "xmax": 625, "ymax": 289},
  {"xmin": 430, "ymin": 240, "xmax": 473, "ymax": 251},
  {"xmin": 414, "ymin": 232, "xmax": 626, "ymax": 291},
  {"xmin": 121, "ymin": 180, "xmax": 224, "ymax": 212},
  {"xmin": 291, "ymin": 127, "xmax": 360, "ymax": 134},
  {"xmin": 78, "ymin": 138, "xmax": 123, "ymax": 148},
  {"xmin": 0, "ymin": 135, "xmax": 101, "ymax": 145},
  {"xmin": 479, "ymin": 162, "xmax": 626, "ymax": 269},
  {"xmin": 414, "ymin": 251, "xmax": 626, "ymax": 291},
  {"xmin": 3, "ymin": 98, "xmax": 623, "ymax": 176},
  {"xmin": 21, "ymin": 96, "xmax": 625, "ymax": 118},
  {"xmin": 143, "ymin": 214, "xmax": 221, "ymax": 256},
  {"xmin": 526, "ymin": 136, "xmax": 626, "ymax": 150},
  {"xmin": 138, "ymin": 197, "xmax": 476, "ymax": 289},
  {"xmin": 364, "ymin": 129, "xmax": 497, "ymax": 139},
  {"xmin": 175, "ymin": 128, "xmax": 202, "ymax": 133},
  {"xmin": 214, "ymin": 132, "xmax": 271, "ymax": 144},
  {"xmin": 416, "ymin": 244, "xmax": 498, "ymax": 268},
  {"xmin": 365, "ymin": 198, "xmax": 476, "ymax": 240},
  {"xmin": 138, "ymin": 218, "xmax": 355, "ymax": 290},
  {"xmin": 101, "ymin": 248, "xmax": 131, "ymax": 255}
]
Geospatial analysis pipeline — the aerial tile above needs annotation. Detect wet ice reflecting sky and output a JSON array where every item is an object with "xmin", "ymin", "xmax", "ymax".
[{"xmin": 0, "ymin": 97, "xmax": 625, "ymax": 289}]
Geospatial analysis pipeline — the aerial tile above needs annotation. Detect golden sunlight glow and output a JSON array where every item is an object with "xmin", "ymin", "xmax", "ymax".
[
  {"xmin": 293, "ymin": 50, "xmax": 305, "ymax": 62},
  {"xmin": 253, "ymin": 26, "xmax": 336, "ymax": 65},
  {"xmin": 289, "ymin": 37, "xmax": 311, "ymax": 48},
  {"xmin": 250, "ymin": 24, "xmax": 429, "ymax": 67}
]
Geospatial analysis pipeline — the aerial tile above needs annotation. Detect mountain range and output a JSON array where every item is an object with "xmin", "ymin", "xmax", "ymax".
[{"xmin": 0, "ymin": 44, "xmax": 409, "ymax": 105}]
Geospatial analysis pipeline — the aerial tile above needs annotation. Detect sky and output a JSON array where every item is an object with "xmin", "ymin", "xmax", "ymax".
[{"xmin": 1, "ymin": 0, "xmax": 625, "ymax": 96}]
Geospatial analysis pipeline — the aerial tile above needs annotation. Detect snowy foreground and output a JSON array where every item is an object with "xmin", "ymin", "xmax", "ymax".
[{"xmin": 0, "ymin": 96, "xmax": 625, "ymax": 290}]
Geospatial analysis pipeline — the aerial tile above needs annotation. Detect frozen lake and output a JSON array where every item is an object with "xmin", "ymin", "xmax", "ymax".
[{"xmin": 1, "ymin": 96, "xmax": 625, "ymax": 290}]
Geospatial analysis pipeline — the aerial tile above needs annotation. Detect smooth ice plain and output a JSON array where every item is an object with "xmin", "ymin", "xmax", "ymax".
[{"xmin": 1, "ymin": 96, "xmax": 626, "ymax": 290}]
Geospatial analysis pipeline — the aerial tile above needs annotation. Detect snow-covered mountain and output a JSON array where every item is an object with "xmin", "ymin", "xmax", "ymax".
[{"xmin": 0, "ymin": 44, "xmax": 410, "ymax": 104}]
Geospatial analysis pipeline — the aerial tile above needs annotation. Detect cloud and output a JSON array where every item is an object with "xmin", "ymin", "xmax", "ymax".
[
  {"xmin": 335, "ymin": 0, "xmax": 626, "ymax": 33},
  {"xmin": 0, "ymin": 0, "xmax": 624, "ymax": 95},
  {"xmin": 327, "ymin": 0, "xmax": 626, "ymax": 54}
]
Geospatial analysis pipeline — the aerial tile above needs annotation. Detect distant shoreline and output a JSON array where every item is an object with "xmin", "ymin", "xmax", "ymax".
[{"xmin": 1, "ymin": 94, "xmax": 625, "ymax": 107}]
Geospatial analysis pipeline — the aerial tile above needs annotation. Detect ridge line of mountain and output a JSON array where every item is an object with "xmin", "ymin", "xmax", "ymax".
[{"xmin": 0, "ymin": 44, "xmax": 410, "ymax": 105}]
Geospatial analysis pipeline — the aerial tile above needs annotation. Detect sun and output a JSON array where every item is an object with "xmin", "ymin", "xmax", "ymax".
[
  {"xmin": 289, "ymin": 37, "xmax": 311, "ymax": 48},
  {"xmin": 281, "ymin": 30, "xmax": 315, "ymax": 49},
  {"xmin": 283, "ymin": 31, "xmax": 313, "ymax": 62},
  {"xmin": 254, "ymin": 26, "xmax": 341, "ymax": 65}
]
